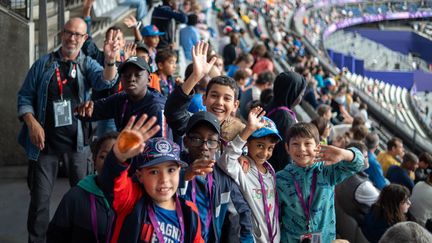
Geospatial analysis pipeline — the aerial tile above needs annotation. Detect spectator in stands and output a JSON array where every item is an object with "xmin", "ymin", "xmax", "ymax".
[
  {"xmin": 335, "ymin": 141, "xmax": 380, "ymax": 224},
  {"xmin": 387, "ymin": 152, "xmax": 418, "ymax": 191},
  {"xmin": 135, "ymin": 42, "xmax": 150, "ymax": 63},
  {"xmin": 47, "ymin": 132, "xmax": 118, "ymax": 243},
  {"xmin": 409, "ymin": 169, "xmax": 432, "ymax": 227},
  {"xmin": 17, "ymin": 17, "xmax": 119, "ymax": 243},
  {"xmin": 351, "ymin": 124, "xmax": 369, "ymax": 141},
  {"xmin": 331, "ymin": 85, "xmax": 353, "ymax": 124},
  {"xmin": 180, "ymin": 14, "xmax": 201, "ymax": 62},
  {"xmin": 364, "ymin": 132, "xmax": 389, "ymax": 190},
  {"xmin": 317, "ymin": 104, "xmax": 333, "ymax": 122},
  {"xmin": 233, "ymin": 69, "xmax": 250, "ymax": 95},
  {"xmin": 314, "ymin": 67, "xmax": 325, "ymax": 88},
  {"xmin": 379, "ymin": 221, "xmax": 432, "ymax": 243},
  {"xmin": 239, "ymin": 71, "xmax": 274, "ymax": 119},
  {"xmin": 223, "ymin": 32, "xmax": 240, "ymax": 70},
  {"xmin": 151, "ymin": 0, "xmax": 188, "ymax": 49},
  {"xmin": 266, "ymin": 71, "xmax": 306, "ymax": 172},
  {"xmin": 303, "ymin": 75, "xmax": 320, "ymax": 109},
  {"xmin": 148, "ymin": 49, "xmax": 179, "ymax": 97},
  {"xmin": 331, "ymin": 133, "xmax": 351, "ymax": 148},
  {"xmin": 251, "ymin": 43, "xmax": 274, "ymax": 75},
  {"xmin": 377, "ymin": 137, "xmax": 405, "ymax": 176},
  {"xmin": 415, "ymin": 152, "xmax": 432, "ymax": 183},
  {"xmin": 311, "ymin": 116, "xmax": 331, "ymax": 145},
  {"xmin": 226, "ymin": 53, "xmax": 254, "ymax": 78},
  {"xmin": 362, "ymin": 184, "xmax": 411, "ymax": 243}
]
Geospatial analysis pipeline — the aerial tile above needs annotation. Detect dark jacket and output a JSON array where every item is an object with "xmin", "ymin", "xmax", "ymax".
[
  {"xmin": 101, "ymin": 151, "xmax": 203, "ymax": 243},
  {"xmin": 361, "ymin": 206, "xmax": 392, "ymax": 243},
  {"xmin": 151, "ymin": 4, "xmax": 188, "ymax": 49},
  {"xmin": 178, "ymin": 161, "xmax": 254, "ymax": 242},
  {"xmin": 266, "ymin": 71, "xmax": 306, "ymax": 172},
  {"xmin": 47, "ymin": 175, "xmax": 114, "ymax": 243},
  {"xmin": 164, "ymin": 86, "xmax": 195, "ymax": 137},
  {"xmin": 78, "ymin": 89, "xmax": 168, "ymax": 138}
]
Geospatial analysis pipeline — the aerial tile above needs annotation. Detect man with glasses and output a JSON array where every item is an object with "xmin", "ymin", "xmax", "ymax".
[
  {"xmin": 178, "ymin": 111, "xmax": 254, "ymax": 243},
  {"xmin": 17, "ymin": 17, "xmax": 119, "ymax": 243}
]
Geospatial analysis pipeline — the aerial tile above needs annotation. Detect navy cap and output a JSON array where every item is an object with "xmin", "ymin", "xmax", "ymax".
[
  {"xmin": 135, "ymin": 138, "xmax": 187, "ymax": 168},
  {"xmin": 140, "ymin": 25, "xmax": 165, "ymax": 37},
  {"xmin": 251, "ymin": 116, "xmax": 282, "ymax": 141},
  {"xmin": 186, "ymin": 111, "xmax": 221, "ymax": 135},
  {"xmin": 118, "ymin": 56, "xmax": 151, "ymax": 74}
]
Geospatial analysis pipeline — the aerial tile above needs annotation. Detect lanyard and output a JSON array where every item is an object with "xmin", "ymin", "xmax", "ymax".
[
  {"xmin": 55, "ymin": 67, "xmax": 68, "ymax": 100},
  {"xmin": 291, "ymin": 172, "xmax": 317, "ymax": 232},
  {"xmin": 90, "ymin": 194, "xmax": 114, "ymax": 243},
  {"xmin": 257, "ymin": 162, "xmax": 279, "ymax": 242},
  {"xmin": 147, "ymin": 195, "xmax": 185, "ymax": 243},
  {"xmin": 267, "ymin": 106, "xmax": 297, "ymax": 122},
  {"xmin": 191, "ymin": 173, "xmax": 214, "ymax": 232},
  {"xmin": 120, "ymin": 99, "xmax": 129, "ymax": 124}
]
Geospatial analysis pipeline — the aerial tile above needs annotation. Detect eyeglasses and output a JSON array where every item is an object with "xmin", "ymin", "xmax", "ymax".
[
  {"xmin": 402, "ymin": 198, "xmax": 411, "ymax": 205},
  {"xmin": 62, "ymin": 29, "xmax": 86, "ymax": 39},
  {"xmin": 188, "ymin": 136, "xmax": 219, "ymax": 149}
]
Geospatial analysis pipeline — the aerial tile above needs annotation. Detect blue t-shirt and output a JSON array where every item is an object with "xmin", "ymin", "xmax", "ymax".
[
  {"xmin": 152, "ymin": 205, "xmax": 181, "ymax": 243},
  {"xmin": 188, "ymin": 94, "xmax": 206, "ymax": 113},
  {"xmin": 386, "ymin": 165, "xmax": 414, "ymax": 191}
]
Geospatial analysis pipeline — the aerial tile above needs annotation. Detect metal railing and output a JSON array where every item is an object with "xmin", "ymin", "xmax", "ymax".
[{"xmin": 0, "ymin": 0, "xmax": 31, "ymax": 20}]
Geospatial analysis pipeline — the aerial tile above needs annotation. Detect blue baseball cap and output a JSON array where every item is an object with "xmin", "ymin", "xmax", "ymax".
[
  {"xmin": 135, "ymin": 138, "xmax": 187, "ymax": 168},
  {"xmin": 140, "ymin": 25, "xmax": 165, "ymax": 37},
  {"xmin": 251, "ymin": 116, "xmax": 282, "ymax": 141}
]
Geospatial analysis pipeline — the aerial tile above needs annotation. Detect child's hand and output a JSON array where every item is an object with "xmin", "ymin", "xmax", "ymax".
[
  {"xmin": 123, "ymin": 42, "xmax": 136, "ymax": 60},
  {"xmin": 175, "ymin": 76, "xmax": 184, "ymax": 85},
  {"xmin": 74, "ymin": 101, "xmax": 94, "ymax": 117},
  {"xmin": 184, "ymin": 159, "xmax": 216, "ymax": 181},
  {"xmin": 124, "ymin": 15, "xmax": 138, "ymax": 28},
  {"xmin": 247, "ymin": 106, "xmax": 266, "ymax": 132},
  {"xmin": 315, "ymin": 145, "xmax": 355, "ymax": 166},
  {"xmin": 192, "ymin": 41, "xmax": 217, "ymax": 81},
  {"xmin": 103, "ymin": 29, "xmax": 121, "ymax": 64},
  {"xmin": 113, "ymin": 114, "xmax": 160, "ymax": 162}
]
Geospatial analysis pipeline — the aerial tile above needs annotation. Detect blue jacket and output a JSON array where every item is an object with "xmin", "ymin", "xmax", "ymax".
[
  {"xmin": 151, "ymin": 4, "xmax": 188, "ymax": 48},
  {"xmin": 17, "ymin": 50, "xmax": 116, "ymax": 160},
  {"xmin": 365, "ymin": 151, "xmax": 388, "ymax": 190},
  {"xmin": 178, "ymin": 164, "xmax": 254, "ymax": 242},
  {"xmin": 77, "ymin": 89, "xmax": 168, "ymax": 138},
  {"xmin": 101, "ymin": 151, "xmax": 203, "ymax": 243},
  {"xmin": 277, "ymin": 148, "xmax": 364, "ymax": 243}
]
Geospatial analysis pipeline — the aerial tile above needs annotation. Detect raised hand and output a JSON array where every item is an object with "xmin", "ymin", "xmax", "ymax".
[
  {"xmin": 123, "ymin": 42, "xmax": 136, "ymax": 60},
  {"xmin": 103, "ymin": 29, "xmax": 120, "ymax": 64},
  {"xmin": 192, "ymin": 41, "xmax": 217, "ymax": 81},
  {"xmin": 247, "ymin": 106, "xmax": 266, "ymax": 132},
  {"xmin": 113, "ymin": 114, "xmax": 161, "ymax": 162},
  {"xmin": 74, "ymin": 101, "xmax": 94, "ymax": 118},
  {"xmin": 314, "ymin": 145, "xmax": 355, "ymax": 166},
  {"xmin": 184, "ymin": 158, "xmax": 216, "ymax": 181},
  {"xmin": 124, "ymin": 15, "xmax": 138, "ymax": 28}
]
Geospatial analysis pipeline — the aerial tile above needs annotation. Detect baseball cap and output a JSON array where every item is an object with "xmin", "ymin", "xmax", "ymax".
[
  {"xmin": 140, "ymin": 25, "xmax": 165, "ymax": 37},
  {"xmin": 186, "ymin": 111, "xmax": 221, "ymax": 135},
  {"xmin": 251, "ymin": 116, "xmax": 282, "ymax": 141},
  {"xmin": 118, "ymin": 56, "xmax": 151, "ymax": 74},
  {"xmin": 135, "ymin": 137, "xmax": 187, "ymax": 168}
]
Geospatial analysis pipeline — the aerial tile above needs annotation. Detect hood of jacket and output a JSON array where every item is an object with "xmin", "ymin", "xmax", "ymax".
[
  {"xmin": 78, "ymin": 175, "xmax": 110, "ymax": 209},
  {"xmin": 269, "ymin": 71, "xmax": 306, "ymax": 109}
]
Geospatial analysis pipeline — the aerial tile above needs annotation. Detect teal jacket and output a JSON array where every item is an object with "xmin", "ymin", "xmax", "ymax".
[{"xmin": 276, "ymin": 148, "xmax": 364, "ymax": 243}]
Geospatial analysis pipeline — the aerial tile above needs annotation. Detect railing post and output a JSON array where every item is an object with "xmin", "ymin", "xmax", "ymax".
[
  {"xmin": 58, "ymin": 0, "xmax": 65, "ymax": 32},
  {"xmin": 38, "ymin": 0, "xmax": 48, "ymax": 56}
]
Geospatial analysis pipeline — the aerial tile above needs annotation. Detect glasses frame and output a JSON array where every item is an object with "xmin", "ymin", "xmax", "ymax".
[
  {"xmin": 187, "ymin": 136, "xmax": 220, "ymax": 149},
  {"xmin": 62, "ymin": 29, "xmax": 87, "ymax": 39}
]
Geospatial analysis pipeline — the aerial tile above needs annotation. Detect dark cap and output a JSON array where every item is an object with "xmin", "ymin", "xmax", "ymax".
[
  {"xmin": 135, "ymin": 42, "xmax": 149, "ymax": 53},
  {"xmin": 135, "ymin": 137, "xmax": 187, "ymax": 168},
  {"xmin": 118, "ymin": 56, "xmax": 151, "ymax": 74},
  {"xmin": 186, "ymin": 111, "xmax": 221, "ymax": 135}
]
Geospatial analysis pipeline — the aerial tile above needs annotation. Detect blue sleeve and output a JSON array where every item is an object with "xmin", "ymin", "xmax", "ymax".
[
  {"xmin": 229, "ymin": 181, "xmax": 254, "ymax": 242},
  {"xmin": 323, "ymin": 147, "xmax": 364, "ymax": 186},
  {"xmin": 365, "ymin": 160, "xmax": 388, "ymax": 190},
  {"xmin": 84, "ymin": 56, "xmax": 117, "ymax": 91},
  {"xmin": 154, "ymin": 6, "xmax": 188, "ymax": 23}
]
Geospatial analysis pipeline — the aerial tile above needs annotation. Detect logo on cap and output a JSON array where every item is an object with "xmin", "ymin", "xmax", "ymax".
[
  {"xmin": 155, "ymin": 140, "xmax": 172, "ymax": 154},
  {"xmin": 128, "ymin": 56, "xmax": 138, "ymax": 62}
]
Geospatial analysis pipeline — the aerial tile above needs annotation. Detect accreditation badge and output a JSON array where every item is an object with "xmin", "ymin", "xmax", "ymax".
[
  {"xmin": 53, "ymin": 99, "xmax": 72, "ymax": 127},
  {"xmin": 300, "ymin": 232, "xmax": 322, "ymax": 243}
]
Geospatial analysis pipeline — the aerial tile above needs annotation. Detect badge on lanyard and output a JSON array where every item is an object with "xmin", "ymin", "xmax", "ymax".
[
  {"xmin": 53, "ymin": 99, "xmax": 72, "ymax": 127},
  {"xmin": 300, "ymin": 232, "xmax": 322, "ymax": 243},
  {"xmin": 70, "ymin": 64, "xmax": 77, "ymax": 79}
]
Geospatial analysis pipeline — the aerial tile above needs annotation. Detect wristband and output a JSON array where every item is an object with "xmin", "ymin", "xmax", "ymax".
[
  {"xmin": 105, "ymin": 61, "xmax": 115, "ymax": 67},
  {"xmin": 136, "ymin": 21, "xmax": 142, "ymax": 30}
]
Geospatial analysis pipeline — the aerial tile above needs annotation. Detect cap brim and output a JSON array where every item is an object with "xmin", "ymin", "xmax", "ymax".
[
  {"xmin": 251, "ymin": 128, "xmax": 282, "ymax": 141},
  {"xmin": 137, "ymin": 156, "xmax": 188, "ymax": 169},
  {"xmin": 142, "ymin": 32, "xmax": 165, "ymax": 36},
  {"xmin": 118, "ymin": 62, "xmax": 149, "ymax": 74}
]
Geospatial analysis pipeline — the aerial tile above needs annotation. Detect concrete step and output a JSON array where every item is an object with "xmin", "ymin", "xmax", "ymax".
[{"xmin": 32, "ymin": 1, "xmax": 57, "ymax": 20}]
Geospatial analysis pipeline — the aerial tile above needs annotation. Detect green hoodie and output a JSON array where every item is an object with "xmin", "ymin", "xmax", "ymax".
[{"xmin": 77, "ymin": 175, "xmax": 110, "ymax": 209}]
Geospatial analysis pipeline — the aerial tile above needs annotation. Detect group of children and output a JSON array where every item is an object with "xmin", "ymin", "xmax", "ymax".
[{"xmin": 48, "ymin": 41, "xmax": 365, "ymax": 243}]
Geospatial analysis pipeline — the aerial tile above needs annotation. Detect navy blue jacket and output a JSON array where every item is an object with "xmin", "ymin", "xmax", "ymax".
[
  {"xmin": 151, "ymin": 4, "xmax": 188, "ymax": 49},
  {"xmin": 78, "ymin": 89, "xmax": 168, "ymax": 138},
  {"xmin": 179, "ymin": 162, "xmax": 254, "ymax": 242}
]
